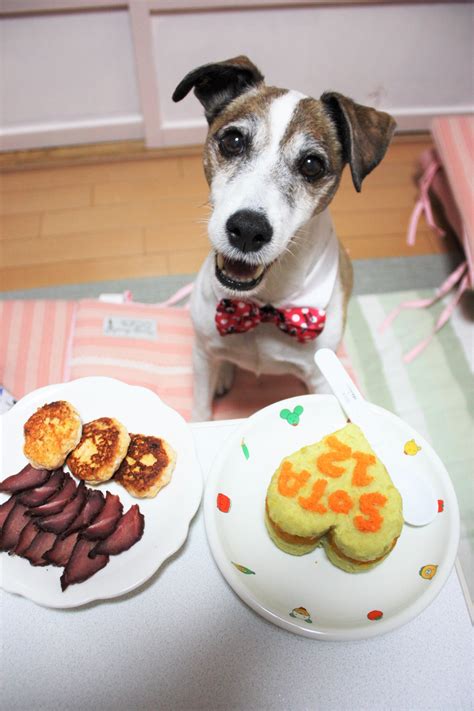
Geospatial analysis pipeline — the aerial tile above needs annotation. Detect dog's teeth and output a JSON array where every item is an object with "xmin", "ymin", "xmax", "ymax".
[
  {"xmin": 216, "ymin": 254, "xmax": 225, "ymax": 270},
  {"xmin": 254, "ymin": 265, "xmax": 265, "ymax": 278}
]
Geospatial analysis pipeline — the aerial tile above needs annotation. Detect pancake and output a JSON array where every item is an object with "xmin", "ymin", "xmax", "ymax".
[
  {"xmin": 265, "ymin": 423, "xmax": 403, "ymax": 572},
  {"xmin": 114, "ymin": 434, "xmax": 176, "ymax": 498},
  {"xmin": 23, "ymin": 400, "xmax": 82, "ymax": 470},
  {"xmin": 67, "ymin": 417, "xmax": 130, "ymax": 484}
]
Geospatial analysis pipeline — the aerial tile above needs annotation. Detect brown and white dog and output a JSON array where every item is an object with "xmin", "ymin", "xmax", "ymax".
[{"xmin": 173, "ymin": 56, "xmax": 395, "ymax": 421}]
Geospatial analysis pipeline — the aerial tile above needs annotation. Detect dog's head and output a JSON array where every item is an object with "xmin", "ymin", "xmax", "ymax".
[{"xmin": 173, "ymin": 56, "xmax": 395, "ymax": 295}]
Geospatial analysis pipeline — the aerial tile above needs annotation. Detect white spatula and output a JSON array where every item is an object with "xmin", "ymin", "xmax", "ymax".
[{"xmin": 314, "ymin": 348, "xmax": 438, "ymax": 526}]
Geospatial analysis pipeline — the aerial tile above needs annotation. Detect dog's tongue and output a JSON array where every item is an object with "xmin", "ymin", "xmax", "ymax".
[{"xmin": 223, "ymin": 257, "xmax": 259, "ymax": 279}]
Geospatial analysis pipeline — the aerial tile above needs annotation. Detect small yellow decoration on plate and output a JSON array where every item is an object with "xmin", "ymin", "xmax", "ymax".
[
  {"xmin": 289, "ymin": 606, "xmax": 312, "ymax": 624},
  {"xmin": 404, "ymin": 439, "xmax": 421, "ymax": 456},
  {"xmin": 419, "ymin": 564, "xmax": 438, "ymax": 580}
]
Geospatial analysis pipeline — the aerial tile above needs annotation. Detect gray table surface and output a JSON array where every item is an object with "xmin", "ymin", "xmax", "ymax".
[{"xmin": 1, "ymin": 419, "xmax": 473, "ymax": 711}]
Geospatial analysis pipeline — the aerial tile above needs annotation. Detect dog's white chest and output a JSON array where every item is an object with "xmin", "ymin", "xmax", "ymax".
[{"xmin": 217, "ymin": 328, "xmax": 315, "ymax": 378}]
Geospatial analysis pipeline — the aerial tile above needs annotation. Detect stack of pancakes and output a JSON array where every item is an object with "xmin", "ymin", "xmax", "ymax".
[
  {"xmin": 265, "ymin": 423, "xmax": 403, "ymax": 573},
  {"xmin": 23, "ymin": 401, "xmax": 176, "ymax": 499}
]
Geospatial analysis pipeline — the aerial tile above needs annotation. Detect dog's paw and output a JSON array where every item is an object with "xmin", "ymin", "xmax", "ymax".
[{"xmin": 215, "ymin": 362, "xmax": 235, "ymax": 398}]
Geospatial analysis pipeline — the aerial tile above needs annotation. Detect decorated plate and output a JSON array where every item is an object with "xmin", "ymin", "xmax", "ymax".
[
  {"xmin": 204, "ymin": 394, "xmax": 459, "ymax": 640},
  {"xmin": 0, "ymin": 377, "xmax": 202, "ymax": 608}
]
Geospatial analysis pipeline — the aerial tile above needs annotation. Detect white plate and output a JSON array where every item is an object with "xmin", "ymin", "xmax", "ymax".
[
  {"xmin": 204, "ymin": 394, "xmax": 460, "ymax": 640},
  {"xmin": 0, "ymin": 377, "xmax": 203, "ymax": 608}
]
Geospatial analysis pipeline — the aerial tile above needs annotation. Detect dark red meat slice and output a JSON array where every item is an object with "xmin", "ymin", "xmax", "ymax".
[
  {"xmin": 0, "ymin": 502, "xmax": 30, "ymax": 551},
  {"xmin": 44, "ymin": 531, "xmax": 79, "ymax": 567},
  {"xmin": 91, "ymin": 505, "xmax": 144, "ymax": 557},
  {"xmin": 17, "ymin": 469, "xmax": 64, "ymax": 507},
  {"xmin": 0, "ymin": 464, "xmax": 49, "ymax": 494},
  {"xmin": 28, "ymin": 473, "xmax": 77, "ymax": 517},
  {"xmin": 23, "ymin": 530, "xmax": 57, "ymax": 566},
  {"xmin": 37, "ymin": 481, "xmax": 86, "ymax": 535},
  {"xmin": 81, "ymin": 491, "xmax": 123, "ymax": 541},
  {"xmin": 64, "ymin": 489, "xmax": 105, "ymax": 537},
  {"xmin": 13, "ymin": 518, "xmax": 39, "ymax": 556},
  {"xmin": 0, "ymin": 496, "xmax": 17, "ymax": 533},
  {"xmin": 60, "ymin": 538, "xmax": 109, "ymax": 591}
]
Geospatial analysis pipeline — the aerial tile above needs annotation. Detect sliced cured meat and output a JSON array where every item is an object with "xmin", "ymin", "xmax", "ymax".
[
  {"xmin": 91, "ymin": 504, "xmax": 144, "ymax": 557},
  {"xmin": 44, "ymin": 531, "xmax": 79, "ymax": 567},
  {"xmin": 81, "ymin": 491, "xmax": 123, "ymax": 541},
  {"xmin": 17, "ymin": 469, "xmax": 64, "ymax": 508},
  {"xmin": 0, "ymin": 502, "xmax": 30, "ymax": 551},
  {"xmin": 0, "ymin": 465, "xmax": 49, "ymax": 494},
  {"xmin": 22, "ymin": 530, "xmax": 57, "ymax": 566},
  {"xmin": 37, "ymin": 481, "xmax": 86, "ymax": 535},
  {"xmin": 0, "ymin": 496, "xmax": 17, "ymax": 533},
  {"xmin": 64, "ymin": 489, "xmax": 105, "ymax": 536},
  {"xmin": 60, "ymin": 537, "xmax": 109, "ymax": 591},
  {"xmin": 13, "ymin": 518, "xmax": 39, "ymax": 556},
  {"xmin": 28, "ymin": 473, "xmax": 77, "ymax": 517}
]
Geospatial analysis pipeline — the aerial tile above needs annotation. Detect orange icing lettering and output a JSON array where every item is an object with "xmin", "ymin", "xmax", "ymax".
[
  {"xmin": 316, "ymin": 452, "xmax": 347, "ymax": 477},
  {"xmin": 354, "ymin": 492, "xmax": 387, "ymax": 532},
  {"xmin": 279, "ymin": 435, "xmax": 388, "ymax": 531},
  {"xmin": 278, "ymin": 461, "xmax": 310, "ymax": 497},
  {"xmin": 328, "ymin": 489, "xmax": 354, "ymax": 514},
  {"xmin": 326, "ymin": 436, "xmax": 352, "ymax": 455},
  {"xmin": 316, "ymin": 436, "xmax": 351, "ymax": 478},
  {"xmin": 299, "ymin": 478, "xmax": 328, "ymax": 513},
  {"xmin": 351, "ymin": 451, "xmax": 376, "ymax": 487}
]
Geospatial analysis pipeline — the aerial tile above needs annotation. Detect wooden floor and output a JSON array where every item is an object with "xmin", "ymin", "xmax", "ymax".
[{"xmin": 0, "ymin": 135, "xmax": 457, "ymax": 292}]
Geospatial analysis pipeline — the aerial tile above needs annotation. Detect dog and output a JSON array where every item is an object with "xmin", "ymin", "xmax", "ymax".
[{"xmin": 172, "ymin": 56, "xmax": 396, "ymax": 421}]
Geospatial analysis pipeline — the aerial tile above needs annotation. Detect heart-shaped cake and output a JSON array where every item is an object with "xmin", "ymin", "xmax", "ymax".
[{"xmin": 265, "ymin": 423, "xmax": 403, "ymax": 572}]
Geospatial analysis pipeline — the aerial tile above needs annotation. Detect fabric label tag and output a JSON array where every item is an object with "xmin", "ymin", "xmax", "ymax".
[{"xmin": 103, "ymin": 316, "xmax": 158, "ymax": 341}]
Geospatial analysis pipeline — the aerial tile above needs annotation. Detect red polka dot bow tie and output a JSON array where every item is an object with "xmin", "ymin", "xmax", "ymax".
[{"xmin": 215, "ymin": 299, "xmax": 326, "ymax": 343}]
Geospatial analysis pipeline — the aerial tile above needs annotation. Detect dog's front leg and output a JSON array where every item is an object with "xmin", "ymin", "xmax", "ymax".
[
  {"xmin": 215, "ymin": 360, "xmax": 235, "ymax": 397},
  {"xmin": 191, "ymin": 341, "xmax": 219, "ymax": 422}
]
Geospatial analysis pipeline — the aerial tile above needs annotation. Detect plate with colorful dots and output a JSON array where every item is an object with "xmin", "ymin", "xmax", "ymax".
[{"xmin": 204, "ymin": 394, "xmax": 459, "ymax": 640}]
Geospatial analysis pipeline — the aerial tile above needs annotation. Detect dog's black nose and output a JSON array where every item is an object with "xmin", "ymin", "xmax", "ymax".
[{"xmin": 226, "ymin": 210, "xmax": 273, "ymax": 253}]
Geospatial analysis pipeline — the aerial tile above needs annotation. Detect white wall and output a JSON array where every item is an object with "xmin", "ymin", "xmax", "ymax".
[
  {"xmin": 0, "ymin": 8, "xmax": 143, "ymax": 148},
  {"xmin": 0, "ymin": 2, "xmax": 472, "ymax": 151},
  {"xmin": 154, "ymin": 2, "xmax": 474, "ymax": 146}
]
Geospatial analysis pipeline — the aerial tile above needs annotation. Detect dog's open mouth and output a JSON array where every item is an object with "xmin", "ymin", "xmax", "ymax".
[{"xmin": 215, "ymin": 253, "xmax": 267, "ymax": 291}]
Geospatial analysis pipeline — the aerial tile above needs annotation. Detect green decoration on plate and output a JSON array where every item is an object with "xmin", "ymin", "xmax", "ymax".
[
  {"xmin": 232, "ymin": 562, "xmax": 255, "ymax": 575},
  {"xmin": 241, "ymin": 438, "xmax": 250, "ymax": 460},
  {"xmin": 280, "ymin": 405, "xmax": 304, "ymax": 426}
]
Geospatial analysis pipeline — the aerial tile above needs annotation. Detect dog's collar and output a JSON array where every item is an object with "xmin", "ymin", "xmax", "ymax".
[{"xmin": 215, "ymin": 300, "xmax": 326, "ymax": 343}]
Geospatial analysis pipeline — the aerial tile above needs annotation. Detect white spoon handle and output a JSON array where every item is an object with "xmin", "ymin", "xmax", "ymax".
[{"xmin": 314, "ymin": 348, "xmax": 364, "ymax": 417}]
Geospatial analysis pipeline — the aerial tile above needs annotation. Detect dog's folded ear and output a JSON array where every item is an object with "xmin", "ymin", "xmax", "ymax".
[
  {"xmin": 172, "ymin": 56, "xmax": 264, "ymax": 123},
  {"xmin": 321, "ymin": 92, "xmax": 396, "ymax": 192}
]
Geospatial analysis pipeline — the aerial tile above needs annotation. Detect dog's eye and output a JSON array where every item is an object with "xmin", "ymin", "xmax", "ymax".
[
  {"xmin": 299, "ymin": 155, "xmax": 325, "ymax": 180},
  {"xmin": 219, "ymin": 130, "xmax": 246, "ymax": 157}
]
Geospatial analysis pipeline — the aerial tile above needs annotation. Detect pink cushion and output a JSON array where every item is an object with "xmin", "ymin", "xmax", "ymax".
[
  {"xmin": 0, "ymin": 298, "xmax": 358, "ymax": 421},
  {"xmin": 0, "ymin": 300, "xmax": 75, "ymax": 399},
  {"xmin": 431, "ymin": 115, "xmax": 474, "ymax": 287}
]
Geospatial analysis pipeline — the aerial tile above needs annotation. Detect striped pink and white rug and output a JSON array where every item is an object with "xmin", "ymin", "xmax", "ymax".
[{"xmin": 0, "ymin": 298, "xmax": 357, "ymax": 422}]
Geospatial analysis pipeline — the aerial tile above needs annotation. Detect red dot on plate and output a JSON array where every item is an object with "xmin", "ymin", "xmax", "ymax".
[
  {"xmin": 217, "ymin": 493, "xmax": 231, "ymax": 513},
  {"xmin": 367, "ymin": 610, "xmax": 383, "ymax": 621}
]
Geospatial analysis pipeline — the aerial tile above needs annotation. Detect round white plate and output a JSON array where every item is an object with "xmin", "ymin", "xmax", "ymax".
[
  {"xmin": 204, "ymin": 394, "xmax": 460, "ymax": 640},
  {"xmin": 0, "ymin": 377, "xmax": 203, "ymax": 608}
]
